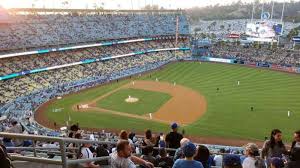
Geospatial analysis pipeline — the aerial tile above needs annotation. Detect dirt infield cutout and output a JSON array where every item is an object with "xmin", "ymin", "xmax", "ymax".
[{"xmin": 85, "ymin": 80, "xmax": 207, "ymax": 125}]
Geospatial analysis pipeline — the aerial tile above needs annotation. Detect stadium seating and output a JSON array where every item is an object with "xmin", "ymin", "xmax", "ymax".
[{"xmin": 0, "ymin": 14, "xmax": 189, "ymax": 51}]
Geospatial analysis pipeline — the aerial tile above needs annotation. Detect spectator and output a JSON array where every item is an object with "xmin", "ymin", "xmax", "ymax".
[
  {"xmin": 67, "ymin": 133, "xmax": 82, "ymax": 159},
  {"xmin": 6, "ymin": 119, "xmax": 24, "ymax": 147},
  {"xmin": 141, "ymin": 145, "xmax": 157, "ymax": 165},
  {"xmin": 242, "ymin": 143, "xmax": 265, "ymax": 168},
  {"xmin": 156, "ymin": 148, "xmax": 174, "ymax": 168},
  {"xmin": 270, "ymin": 157, "xmax": 284, "ymax": 168},
  {"xmin": 166, "ymin": 123, "xmax": 183, "ymax": 155},
  {"xmin": 261, "ymin": 129, "xmax": 288, "ymax": 164},
  {"xmin": 156, "ymin": 133, "xmax": 166, "ymax": 148},
  {"xmin": 214, "ymin": 148, "xmax": 225, "ymax": 167},
  {"xmin": 172, "ymin": 142, "xmax": 204, "ymax": 168},
  {"xmin": 142, "ymin": 129, "xmax": 157, "ymax": 155},
  {"xmin": 110, "ymin": 140, "xmax": 154, "ymax": 168},
  {"xmin": 223, "ymin": 154, "xmax": 242, "ymax": 168},
  {"xmin": 119, "ymin": 130, "xmax": 134, "ymax": 147},
  {"xmin": 174, "ymin": 138, "xmax": 190, "ymax": 161},
  {"xmin": 95, "ymin": 144, "xmax": 110, "ymax": 165},
  {"xmin": 78, "ymin": 137, "xmax": 99, "ymax": 168},
  {"xmin": 286, "ymin": 130, "xmax": 300, "ymax": 168},
  {"xmin": 194, "ymin": 145, "xmax": 213, "ymax": 168},
  {"xmin": 0, "ymin": 144, "xmax": 12, "ymax": 168},
  {"xmin": 142, "ymin": 129, "xmax": 156, "ymax": 147}
]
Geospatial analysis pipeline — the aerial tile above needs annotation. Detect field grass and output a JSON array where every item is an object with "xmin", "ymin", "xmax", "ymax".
[
  {"xmin": 45, "ymin": 62, "xmax": 300, "ymax": 141},
  {"xmin": 96, "ymin": 88, "xmax": 172, "ymax": 115}
]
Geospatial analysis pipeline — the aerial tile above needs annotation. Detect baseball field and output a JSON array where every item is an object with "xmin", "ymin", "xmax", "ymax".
[{"xmin": 36, "ymin": 62, "xmax": 300, "ymax": 144}]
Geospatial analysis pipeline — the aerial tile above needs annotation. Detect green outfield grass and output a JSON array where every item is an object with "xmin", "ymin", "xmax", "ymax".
[
  {"xmin": 45, "ymin": 62, "xmax": 300, "ymax": 141},
  {"xmin": 96, "ymin": 88, "xmax": 171, "ymax": 115}
]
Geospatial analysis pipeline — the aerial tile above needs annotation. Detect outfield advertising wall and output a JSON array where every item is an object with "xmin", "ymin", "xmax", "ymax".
[{"xmin": 200, "ymin": 56, "xmax": 300, "ymax": 74}]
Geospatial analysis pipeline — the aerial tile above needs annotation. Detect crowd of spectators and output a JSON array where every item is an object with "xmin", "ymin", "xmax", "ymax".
[
  {"xmin": 0, "ymin": 13, "xmax": 189, "ymax": 51},
  {"xmin": 191, "ymin": 19, "xmax": 300, "ymax": 39},
  {"xmin": 211, "ymin": 43, "xmax": 300, "ymax": 67},
  {"xmin": 1, "ymin": 120, "xmax": 299, "ymax": 168}
]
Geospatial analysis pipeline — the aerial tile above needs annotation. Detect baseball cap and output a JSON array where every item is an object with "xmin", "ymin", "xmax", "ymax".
[
  {"xmin": 223, "ymin": 154, "xmax": 241, "ymax": 167},
  {"xmin": 271, "ymin": 157, "xmax": 284, "ymax": 168},
  {"xmin": 183, "ymin": 142, "xmax": 196, "ymax": 157},
  {"xmin": 171, "ymin": 122, "xmax": 178, "ymax": 129}
]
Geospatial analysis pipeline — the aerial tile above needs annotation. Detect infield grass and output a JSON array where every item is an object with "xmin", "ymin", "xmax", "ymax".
[{"xmin": 96, "ymin": 88, "xmax": 171, "ymax": 115}]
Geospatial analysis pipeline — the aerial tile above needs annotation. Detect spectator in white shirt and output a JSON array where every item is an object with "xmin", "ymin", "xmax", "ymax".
[
  {"xmin": 79, "ymin": 139, "xmax": 100, "ymax": 168},
  {"xmin": 242, "ymin": 143, "xmax": 265, "ymax": 168}
]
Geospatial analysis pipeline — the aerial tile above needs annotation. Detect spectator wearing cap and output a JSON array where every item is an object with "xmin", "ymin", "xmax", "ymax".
[
  {"xmin": 223, "ymin": 154, "xmax": 242, "ymax": 168},
  {"xmin": 172, "ymin": 142, "xmax": 204, "ymax": 168},
  {"xmin": 174, "ymin": 138, "xmax": 190, "ymax": 161},
  {"xmin": 166, "ymin": 122, "xmax": 183, "ymax": 155},
  {"xmin": 270, "ymin": 157, "xmax": 284, "ymax": 168},
  {"xmin": 110, "ymin": 140, "xmax": 154, "ymax": 168},
  {"xmin": 242, "ymin": 143, "xmax": 265, "ymax": 168}
]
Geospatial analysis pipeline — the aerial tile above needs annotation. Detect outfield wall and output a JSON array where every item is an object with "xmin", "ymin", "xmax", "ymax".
[{"xmin": 198, "ymin": 56, "xmax": 300, "ymax": 74}]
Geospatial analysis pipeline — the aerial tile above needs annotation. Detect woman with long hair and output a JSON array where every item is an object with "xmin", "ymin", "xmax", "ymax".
[
  {"xmin": 194, "ymin": 145, "xmax": 212, "ymax": 168},
  {"xmin": 261, "ymin": 129, "xmax": 288, "ymax": 166}
]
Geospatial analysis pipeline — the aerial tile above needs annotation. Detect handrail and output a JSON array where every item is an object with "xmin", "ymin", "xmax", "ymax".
[
  {"xmin": 0, "ymin": 132, "xmax": 115, "ymax": 168},
  {"xmin": 10, "ymin": 155, "xmax": 62, "ymax": 165},
  {"xmin": 67, "ymin": 156, "xmax": 111, "ymax": 165}
]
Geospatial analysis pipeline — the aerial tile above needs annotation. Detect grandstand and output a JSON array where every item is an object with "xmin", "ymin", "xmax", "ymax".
[{"xmin": 0, "ymin": 6, "xmax": 300, "ymax": 168}]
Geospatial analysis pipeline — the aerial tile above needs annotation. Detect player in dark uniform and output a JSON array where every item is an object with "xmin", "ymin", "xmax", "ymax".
[{"xmin": 251, "ymin": 106, "xmax": 254, "ymax": 111}]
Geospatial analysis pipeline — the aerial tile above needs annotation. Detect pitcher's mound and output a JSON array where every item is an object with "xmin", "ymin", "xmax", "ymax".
[{"xmin": 125, "ymin": 96, "xmax": 139, "ymax": 103}]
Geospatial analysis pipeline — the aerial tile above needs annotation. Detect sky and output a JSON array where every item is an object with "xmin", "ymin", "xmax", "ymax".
[{"xmin": 0, "ymin": 0, "xmax": 298, "ymax": 10}]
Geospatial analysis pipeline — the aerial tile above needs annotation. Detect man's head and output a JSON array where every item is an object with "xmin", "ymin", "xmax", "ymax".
[
  {"xmin": 117, "ymin": 140, "xmax": 132, "ymax": 158},
  {"xmin": 223, "ymin": 154, "xmax": 242, "ymax": 168},
  {"xmin": 183, "ymin": 142, "xmax": 196, "ymax": 158},
  {"xmin": 180, "ymin": 138, "xmax": 190, "ymax": 148},
  {"xmin": 294, "ymin": 130, "xmax": 300, "ymax": 142},
  {"xmin": 171, "ymin": 122, "xmax": 178, "ymax": 132}
]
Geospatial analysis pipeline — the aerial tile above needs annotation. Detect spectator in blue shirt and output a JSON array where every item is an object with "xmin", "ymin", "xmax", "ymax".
[{"xmin": 172, "ymin": 142, "xmax": 204, "ymax": 168}]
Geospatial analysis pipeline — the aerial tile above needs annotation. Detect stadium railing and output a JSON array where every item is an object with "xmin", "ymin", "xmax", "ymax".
[{"xmin": 0, "ymin": 132, "xmax": 112, "ymax": 168}]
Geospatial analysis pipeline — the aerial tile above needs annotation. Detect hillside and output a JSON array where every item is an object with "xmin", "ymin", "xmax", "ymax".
[{"xmin": 187, "ymin": 1, "xmax": 300, "ymax": 23}]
